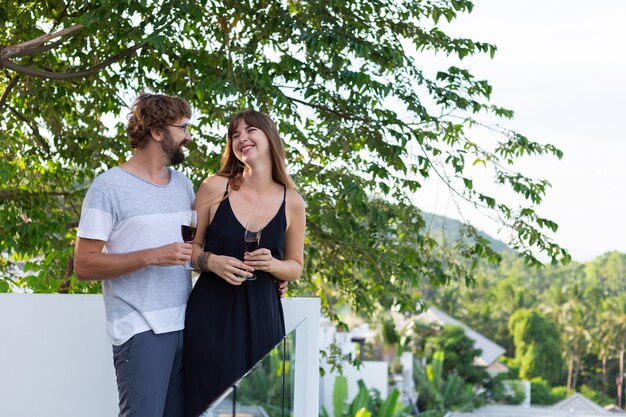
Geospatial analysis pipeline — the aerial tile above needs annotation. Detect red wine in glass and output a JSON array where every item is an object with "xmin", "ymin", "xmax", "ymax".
[
  {"xmin": 244, "ymin": 223, "xmax": 262, "ymax": 281},
  {"xmin": 181, "ymin": 210, "xmax": 198, "ymax": 270},
  {"xmin": 244, "ymin": 239, "xmax": 258, "ymax": 253},
  {"xmin": 181, "ymin": 225, "xmax": 197, "ymax": 243}
]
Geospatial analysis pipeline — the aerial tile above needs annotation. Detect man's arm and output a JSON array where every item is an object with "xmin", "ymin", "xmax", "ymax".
[{"xmin": 74, "ymin": 237, "xmax": 192, "ymax": 281}]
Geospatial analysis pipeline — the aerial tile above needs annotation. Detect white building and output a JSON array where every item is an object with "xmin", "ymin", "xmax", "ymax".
[
  {"xmin": 414, "ymin": 306, "xmax": 508, "ymax": 374},
  {"xmin": 446, "ymin": 393, "xmax": 625, "ymax": 416}
]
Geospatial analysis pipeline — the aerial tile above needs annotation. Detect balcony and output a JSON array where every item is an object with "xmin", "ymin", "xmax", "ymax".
[{"xmin": 0, "ymin": 294, "xmax": 319, "ymax": 417}]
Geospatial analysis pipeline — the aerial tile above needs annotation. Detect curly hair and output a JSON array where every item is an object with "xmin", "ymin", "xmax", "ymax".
[{"xmin": 126, "ymin": 93, "xmax": 192, "ymax": 149}]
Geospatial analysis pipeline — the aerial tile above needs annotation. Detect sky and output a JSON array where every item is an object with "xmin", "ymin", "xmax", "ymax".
[{"xmin": 412, "ymin": 0, "xmax": 626, "ymax": 263}]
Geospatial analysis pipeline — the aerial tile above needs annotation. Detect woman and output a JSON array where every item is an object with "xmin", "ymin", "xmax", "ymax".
[{"xmin": 183, "ymin": 109, "xmax": 306, "ymax": 417}]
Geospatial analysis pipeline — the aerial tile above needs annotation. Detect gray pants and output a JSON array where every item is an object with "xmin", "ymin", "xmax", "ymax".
[{"xmin": 112, "ymin": 330, "xmax": 184, "ymax": 417}]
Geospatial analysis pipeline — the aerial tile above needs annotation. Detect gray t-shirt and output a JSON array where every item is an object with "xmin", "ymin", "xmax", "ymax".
[{"xmin": 77, "ymin": 167, "xmax": 194, "ymax": 345}]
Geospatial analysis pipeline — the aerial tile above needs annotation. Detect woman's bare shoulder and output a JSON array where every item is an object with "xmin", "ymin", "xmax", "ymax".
[
  {"xmin": 286, "ymin": 188, "xmax": 305, "ymax": 212},
  {"xmin": 197, "ymin": 175, "xmax": 229, "ymax": 200}
]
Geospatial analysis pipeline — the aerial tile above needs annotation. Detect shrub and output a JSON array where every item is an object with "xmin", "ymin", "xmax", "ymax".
[{"xmin": 579, "ymin": 384, "xmax": 615, "ymax": 407}]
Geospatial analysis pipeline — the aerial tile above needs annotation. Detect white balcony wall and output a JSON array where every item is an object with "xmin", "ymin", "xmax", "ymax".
[{"xmin": 0, "ymin": 294, "xmax": 319, "ymax": 417}]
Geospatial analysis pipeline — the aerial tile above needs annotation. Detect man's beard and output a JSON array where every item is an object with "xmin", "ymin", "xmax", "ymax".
[{"xmin": 161, "ymin": 131, "xmax": 186, "ymax": 165}]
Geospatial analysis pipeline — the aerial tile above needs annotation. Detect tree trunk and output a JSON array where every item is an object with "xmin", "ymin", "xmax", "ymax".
[
  {"xmin": 572, "ymin": 355, "xmax": 580, "ymax": 391},
  {"xmin": 619, "ymin": 339, "xmax": 624, "ymax": 409},
  {"xmin": 566, "ymin": 354, "xmax": 573, "ymax": 391},
  {"xmin": 58, "ymin": 254, "xmax": 74, "ymax": 294},
  {"xmin": 602, "ymin": 355, "xmax": 608, "ymax": 394}
]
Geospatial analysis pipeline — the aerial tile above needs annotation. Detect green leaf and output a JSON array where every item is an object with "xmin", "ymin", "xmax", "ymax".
[{"xmin": 333, "ymin": 376, "xmax": 348, "ymax": 417}]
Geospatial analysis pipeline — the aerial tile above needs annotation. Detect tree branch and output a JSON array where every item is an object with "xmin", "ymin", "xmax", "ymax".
[
  {"xmin": 283, "ymin": 94, "xmax": 374, "ymax": 123},
  {"xmin": 6, "ymin": 106, "xmax": 51, "ymax": 155},
  {"xmin": 0, "ymin": 190, "xmax": 73, "ymax": 199},
  {"xmin": 0, "ymin": 40, "xmax": 146, "ymax": 80},
  {"xmin": 11, "ymin": 38, "xmax": 68, "ymax": 58},
  {"xmin": 1, "ymin": 39, "xmax": 147, "ymax": 81},
  {"xmin": 0, "ymin": 75, "xmax": 20, "ymax": 112},
  {"xmin": 59, "ymin": 254, "xmax": 74, "ymax": 294},
  {"xmin": 0, "ymin": 24, "xmax": 85, "ymax": 59},
  {"xmin": 52, "ymin": 2, "xmax": 71, "ymax": 31},
  {"xmin": 12, "ymin": 3, "xmax": 80, "ymax": 58}
]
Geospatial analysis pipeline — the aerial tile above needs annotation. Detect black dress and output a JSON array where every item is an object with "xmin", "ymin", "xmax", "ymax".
[{"xmin": 183, "ymin": 186, "xmax": 286, "ymax": 417}]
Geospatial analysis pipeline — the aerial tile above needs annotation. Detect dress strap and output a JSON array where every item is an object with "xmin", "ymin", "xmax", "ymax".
[
  {"xmin": 282, "ymin": 185, "xmax": 286, "ymax": 202},
  {"xmin": 222, "ymin": 180, "xmax": 229, "ymax": 198}
]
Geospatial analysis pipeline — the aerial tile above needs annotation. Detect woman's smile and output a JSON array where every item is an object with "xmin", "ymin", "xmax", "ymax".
[{"xmin": 239, "ymin": 143, "xmax": 255, "ymax": 154}]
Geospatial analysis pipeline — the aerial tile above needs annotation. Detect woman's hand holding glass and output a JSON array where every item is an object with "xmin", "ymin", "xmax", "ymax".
[
  {"xmin": 243, "ymin": 248, "xmax": 275, "ymax": 273},
  {"xmin": 207, "ymin": 254, "xmax": 254, "ymax": 286}
]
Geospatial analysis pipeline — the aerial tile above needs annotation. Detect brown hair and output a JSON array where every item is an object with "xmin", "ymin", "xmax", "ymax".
[
  {"xmin": 218, "ymin": 109, "xmax": 296, "ymax": 190},
  {"xmin": 126, "ymin": 93, "xmax": 192, "ymax": 149}
]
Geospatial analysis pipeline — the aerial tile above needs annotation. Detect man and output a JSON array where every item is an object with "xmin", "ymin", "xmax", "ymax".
[{"xmin": 74, "ymin": 93, "xmax": 194, "ymax": 417}]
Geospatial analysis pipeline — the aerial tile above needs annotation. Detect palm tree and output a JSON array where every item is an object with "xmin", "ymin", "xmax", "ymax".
[
  {"xmin": 593, "ymin": 308, "xmax": 615, "ymax": 394},
  {"xmin": 562, "ymin": 306, "xmax": 591, "ymax": 391},
  {"xmin": 539, "ymin": 284, "xmax": 569, "ymax": 331},
  {"xmin": 602, "ymin": 293, "xmax": 626, "ymax": 408},
  {"xmin": 541, "ymin": 283, "xmax": 590, "ymax": 386}
]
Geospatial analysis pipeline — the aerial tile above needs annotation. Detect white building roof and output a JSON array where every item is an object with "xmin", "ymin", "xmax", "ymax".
[
  {"xmin": 445, "ymin": 404, "xmax": 612, "ymax": 417},
  {"xmin": 604, "ymin": 405, "xmax": 626, "ymax": 413},
  {"xmin": 418, "ymin": 306, "xmax": 506, "ymax": 367},
  {"xmin": 445, "ymin": 393, "xmax": 618, "ymax": 417},
  {"xmin": 552, "ymin": 393, "xmax": 612, "ymax": 414}
]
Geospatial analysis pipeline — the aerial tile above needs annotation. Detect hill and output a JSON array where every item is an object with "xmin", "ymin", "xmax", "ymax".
[{"xmin": 422, "ymin": 212, "xmax": 510, "ymax": 253}]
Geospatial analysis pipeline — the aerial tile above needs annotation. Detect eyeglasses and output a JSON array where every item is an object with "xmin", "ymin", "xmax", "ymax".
[{"xmin": 165, "ymin": 123, "xmax": 192, "ymax": 134}]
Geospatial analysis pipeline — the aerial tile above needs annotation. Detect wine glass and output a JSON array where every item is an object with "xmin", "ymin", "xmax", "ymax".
[
  {"xmin": 244, "ymin": 223, "xmax": 262, "ymax": 281},
  {"xmin": 181, "ymin": 210, "xmax": 198, "ymax": 270}
]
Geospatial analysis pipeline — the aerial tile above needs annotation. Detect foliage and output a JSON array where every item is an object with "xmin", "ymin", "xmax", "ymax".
[
  {"xmin": 490, "ymin": 377, "xmax": 526, "ymax": 405},
  {"xmin": 498, "ymin": 356, "xmax": 520, "ymax": 379},
  {"xmin": 508, "ymin": 309, "xmax": 562, "ymax": 382},
  {"xmin": 600, "ymin": 292, "xmax": 626, "ymax": 408},
  {"xmin": 548, "ymin": 385, "xmax": 571, "ymax": 402},
  {"xmin": 333, "ymin": 376, "xmax": 350, "ymax": 417},
  {"xmin": 236, "ymin": 337, "xmax": 294, "ymax": 415},
  {"xmin": 579, "ymin": 384, "xmax": 614, "ymax": 407},
  {"xmin": 423, "ymin": 249, "xmax": 624, "ymax": 405},
  {"xmin": 379, "ymin": 314, "xmax": 411, "ymax": 372},
  {"xmin": 529, "ymin": 378, "xmax": 570, "ymax": 405},
  {"xmin": 1, "ymin": 0, "xmax": 567, "ymax": 321},
  {"xmin": 414, "ymin": 351, "xmax": 485, "ymax": 416},
  {"xmin": 423, "ymin": 325, "xmax": 489, "ymax": 385},
  {"xmin": 320, "ymin": 341, "xmax": 361, "ymax": 377},
  {"xmin": 424, "ymin": 250, "xmax": 621, "ymax": 407},
  {"xmin": 323, "ymin": 377, "xmax": 412, "ymax": 417},
  {"xmin": 382, "ymin": 317, "xmax": 401, "ymax": 347},
  {"xmin": 407, "ymin": 319, "xmax": 441, "ymax": 358}
]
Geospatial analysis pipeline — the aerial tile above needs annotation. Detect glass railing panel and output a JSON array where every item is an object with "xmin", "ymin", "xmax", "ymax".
[
  {"xmin": 201, "ymin": 330, "xmax": 296, "ymax": 417},
  {"xmin": 235, "ymin": 330, "xmax": 295, "ymax": 417},
  {"xmin": 201, "ymin": 389, "xmax": 235, "ymax": 417}
]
